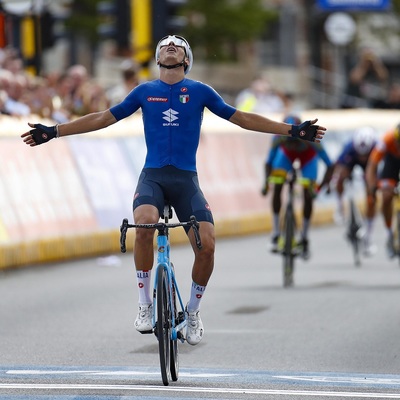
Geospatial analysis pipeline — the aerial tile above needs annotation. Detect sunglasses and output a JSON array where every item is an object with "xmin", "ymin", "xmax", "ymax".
[{"xmin": 158, "ymin": 35, "xmax": 188, "ymax": 53}]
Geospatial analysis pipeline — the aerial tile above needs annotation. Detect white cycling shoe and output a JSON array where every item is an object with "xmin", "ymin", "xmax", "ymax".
[
  {"xmin": 134, "ymin": 304, "xmax": 153, "ymax": 334},
  {"xmin": 185, "ymin": 308, "xmax": 204, "ymax": 345}
]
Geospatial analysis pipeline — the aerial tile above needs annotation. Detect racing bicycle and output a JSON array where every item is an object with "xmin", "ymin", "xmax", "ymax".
[
  {"xmin": 120, "ymin": 205, "xmax": 202, "ymax": 386},
  {"xmin": 392, "ymin": 181, "xmax": 400, "ymax": 264},
  {"xmin": 345, "ymin": 177, "xmax": 365, "ymax": 267},
  {"xmin": 269, "ymin": 168, "xmax": 301, "ymax": 287}
]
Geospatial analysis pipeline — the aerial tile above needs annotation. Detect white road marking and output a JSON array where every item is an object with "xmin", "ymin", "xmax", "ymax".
[
  {"xmin": 5, "ymin": 369, "xmax": 234, "ymax": 378},
  {"xmin": 0, "ymin": 383, "xmax": 400, "ymax": 398},
  {"xmin": 276, "ymin": 375, "xmax": 400, "ymax": 386}
]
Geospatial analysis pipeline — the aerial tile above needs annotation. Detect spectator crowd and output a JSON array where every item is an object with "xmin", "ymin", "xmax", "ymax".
[
  {"xmin": 0, "ymin": 47, "xmax": 139, "ymax": 123},
  {"xmin": 0, "ymin": 46, "xmax": 398, "ymax": 122}
]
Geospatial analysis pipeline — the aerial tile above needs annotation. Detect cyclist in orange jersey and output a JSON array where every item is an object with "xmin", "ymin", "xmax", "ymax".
[{"xmin": 366, "ymin": 123, "xmax": 400, "ymax": 258}]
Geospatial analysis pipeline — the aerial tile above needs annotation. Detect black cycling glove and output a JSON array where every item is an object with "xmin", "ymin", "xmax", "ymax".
[
  {"xmin": 30, "ymin": 123, "xmax": 58, "ymax": 145},
  {"xmin": 289, "ymin": 120, "xmax": 318, "ymax": 142}
]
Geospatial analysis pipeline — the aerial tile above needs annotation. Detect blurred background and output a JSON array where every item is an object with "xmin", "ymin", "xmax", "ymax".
[
  {"xmin": 0, "ymin": 0, "xmax": 399, "ymax": 109},
  {"xmin": 1, "ymin": 0, "xmax": 400, "ymax": 269}
]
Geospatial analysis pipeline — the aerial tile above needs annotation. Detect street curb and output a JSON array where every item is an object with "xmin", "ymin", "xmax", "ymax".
[{"xmin": 0, "ymin": 206, "xmax": 334, "ymax": 270}]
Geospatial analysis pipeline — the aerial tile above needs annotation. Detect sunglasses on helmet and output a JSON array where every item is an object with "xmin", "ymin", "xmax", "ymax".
[{"xmin": 158, "ymin": 35, "xmax": 189, "ymax": 53}]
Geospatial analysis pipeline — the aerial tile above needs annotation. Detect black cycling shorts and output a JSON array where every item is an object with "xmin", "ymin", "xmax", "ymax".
[
  {"xmin": 379, "ymin": 153, "xmax": 400, "ymax": 182},
  {"xmin": 133, "ymin": 165, "xmax": 214, "ymax": 231}
]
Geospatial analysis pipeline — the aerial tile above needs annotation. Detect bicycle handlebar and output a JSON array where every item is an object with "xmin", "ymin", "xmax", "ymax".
[{"xmin": 119, "ymin": 215, "xmax": 202, "ymax": 253}]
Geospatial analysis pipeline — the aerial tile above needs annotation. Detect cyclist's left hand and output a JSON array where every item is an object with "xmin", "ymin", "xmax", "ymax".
[
  {"xmin": 21, "ymin": 123, "xmax": 58, "ymax": 147},
  {"xmin": 290, "ymin": 118, "xmax": 326, "ymax": 143}
]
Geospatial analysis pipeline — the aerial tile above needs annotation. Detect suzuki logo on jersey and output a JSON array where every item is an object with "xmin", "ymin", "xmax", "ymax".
[
  {"xmin": 162, "ymin": 108, "xmax": 179, "ymax": 126},
  {"xmin": 180, "ymin": 94, "xmax": 189, "ymax": 103}
]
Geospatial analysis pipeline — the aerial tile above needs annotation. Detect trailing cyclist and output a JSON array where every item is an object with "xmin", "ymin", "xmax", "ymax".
[
  {"xmin": 332, "ymin": 126, "xmax": 377, "ymax": 256},
  {"xmin": 21, "ymin": 35, "xmax": 327, "ymax": 345},
  {"xmin": 366, "ymin": 122, "xmax": 400, "ymax": 258},
  {"xmin": 262, "ymin": 115, "xmax": 333, "ymax": 260}
]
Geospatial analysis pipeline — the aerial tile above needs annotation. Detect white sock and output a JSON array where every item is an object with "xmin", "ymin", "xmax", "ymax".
[
  {"xmin": 187, "ymin": 281, "xmax": 206, "ymax": 312},
  {"xmin": 136, "ymin": 270, "xmax": 152, "ymax": 305}
]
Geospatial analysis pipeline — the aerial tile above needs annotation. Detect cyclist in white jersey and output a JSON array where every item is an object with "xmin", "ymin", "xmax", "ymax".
[{"xmin": 21, "ymin": 35, "xmax": 326, "ymax": 345}]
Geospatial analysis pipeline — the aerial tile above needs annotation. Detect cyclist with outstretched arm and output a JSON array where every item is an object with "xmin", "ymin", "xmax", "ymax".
[{"xmin": 22, "ymin": 35, "xmax": 326, "ymax": 345}]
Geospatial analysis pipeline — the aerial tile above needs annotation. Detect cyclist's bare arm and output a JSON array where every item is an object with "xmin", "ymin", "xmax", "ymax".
[
  {"xmin": 365, "ymin": 159, "xmax": 378, "ymax": 194},
  {"xmin": 22, "ymin": 110, "xmax": 117, "ymax": 146},
  {"xmin": 57, "ymin": 110, "xmax": 117, "ymax": 137},
  {"xmin": 228, "ymin": 110, "xmax": 326, "ymax": 142}
]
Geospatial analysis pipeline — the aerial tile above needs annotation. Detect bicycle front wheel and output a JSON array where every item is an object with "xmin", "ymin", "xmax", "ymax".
[
  {"xmin": 283, "ymin": 205, "xmax": 295, "ymax": 288},
  {"xmin": 349, "ymin": 199, "xmax": 361, "ymax": 267},
  {"xmin": 156, "ymin": 266, "xmax": 171, "ymax": 386}
]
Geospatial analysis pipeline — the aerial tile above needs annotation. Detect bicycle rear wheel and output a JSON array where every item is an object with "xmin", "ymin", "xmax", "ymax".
[
  {"xmin": 169, "ymin": 269, "xmax": 179, "ymax": 382},
  {"xmin": 156, "ymin": 266, "xmax": 171, "ymax": 386},
  {"xmin": 283, "ymin": 205, "xmax": 295, "ymax": 287}
]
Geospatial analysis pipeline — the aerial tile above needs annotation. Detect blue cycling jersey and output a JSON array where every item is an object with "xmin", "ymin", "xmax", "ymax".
[
  {"xmin": 336, "ymin": 140, "xmax": 372, "ymax": 170},
  {"xmin": 110, "ymin": 78, "xmax": 236, "ymax": 172}
]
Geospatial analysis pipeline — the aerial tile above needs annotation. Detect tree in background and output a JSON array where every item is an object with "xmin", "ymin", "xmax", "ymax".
[
  {"xmin": 181, "ymin": 0, "xmax": 278, "ymax": 62},
  {"xmin": 64, "ymin": 0, "xmax": 99, "ymax": 44}
]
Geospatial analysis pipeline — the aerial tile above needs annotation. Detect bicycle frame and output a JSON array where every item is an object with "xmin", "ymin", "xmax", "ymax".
[
  {"xmin": 119, "ymin": 207, "xmax": 202, "ymax": 385},
  {"xmin": 152, "ymin": 227, "xmax": 186, "ymax": 341},
  {"xmin": 269, "ymin": 169, "xmax": 299, "ymax": 287},
  {"xmin": 345, "ymin": 177, "xmax": 365, "ymax": 267}
]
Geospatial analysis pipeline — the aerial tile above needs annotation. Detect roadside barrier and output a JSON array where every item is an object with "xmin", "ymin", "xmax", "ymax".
[{"xmin": 1, "ymin": 109, "xmax": 398, "ymax": 269}]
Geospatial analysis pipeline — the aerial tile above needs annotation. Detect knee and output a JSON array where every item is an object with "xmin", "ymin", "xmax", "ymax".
[
  {"xmin": 135, "ymin": 227, "xmax": 154, "ymax": 246},
  {"xmin": 196, "ymin": 236, "xmax": 215, "ymax": 263}
]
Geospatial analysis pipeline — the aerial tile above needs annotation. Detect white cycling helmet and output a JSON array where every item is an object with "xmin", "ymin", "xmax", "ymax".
[
  {"xmin": 353, "ymin": 126, "xmax": 376, "ymax": 155},
  {"xmin": 155, "ymin": 35, "xmax": 193, "ymax": 75}
]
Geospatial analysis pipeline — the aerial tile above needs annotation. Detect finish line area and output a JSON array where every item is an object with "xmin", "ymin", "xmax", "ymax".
[{"xmin": 1, "ymin": 366, "xmax": 400, "ymax": 399}]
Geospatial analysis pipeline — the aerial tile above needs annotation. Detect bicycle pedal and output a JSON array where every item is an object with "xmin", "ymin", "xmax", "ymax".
[
  {"xmin": 139, "ymin": 329, "xmax": 153, "ymax": 335},
  {"xmin": 177, "ymin": 331, "xmax": 184, "ymax": 340},
  {"xmin": 177, "ymin": 311, "xmax": 185, "ymax": 324}
]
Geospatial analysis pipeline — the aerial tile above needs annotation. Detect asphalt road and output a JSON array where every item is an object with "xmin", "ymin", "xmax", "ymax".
[{"xmin": 1, "ymin": 218, "xmax": 400, "ymax": 399}]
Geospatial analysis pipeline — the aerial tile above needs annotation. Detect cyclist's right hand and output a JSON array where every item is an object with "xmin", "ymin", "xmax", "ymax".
[
  {"xmin": 21, "ymin": 123, "xmax": 58, "ymax": 146},
  {"xmin": 289, "ymin": 118, "xmax": 326, "ymax": 143}
]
